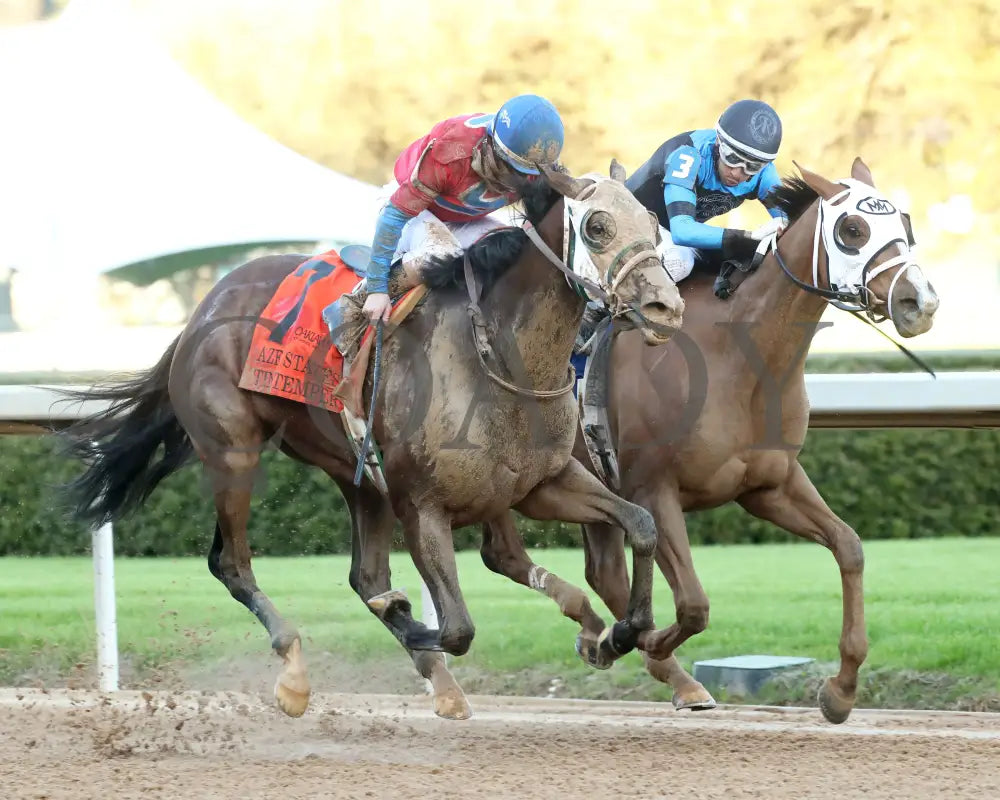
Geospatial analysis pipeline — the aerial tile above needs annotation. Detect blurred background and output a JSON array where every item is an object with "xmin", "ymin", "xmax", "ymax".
[{"xmin": 1, "ymin": 0, "xmax": 997, "ymax": 372}]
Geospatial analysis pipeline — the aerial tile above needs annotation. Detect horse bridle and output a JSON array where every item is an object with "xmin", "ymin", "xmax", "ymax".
[
  {"xmin": 463, "ymin": 195, "xmax": 658, "ymax": 400},
  {"xmin": 718, "ymin": 186, "xmax": 918, "ymax": 322},
  {"xmin": 715, "ymin": 188, "xmax": 934, "ymax": 374}
]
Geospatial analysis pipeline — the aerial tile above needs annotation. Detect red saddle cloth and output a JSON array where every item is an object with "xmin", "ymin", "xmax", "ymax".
[{"xmin": 238, "ymin": 250, "xmax": 362, "ymax": 413}]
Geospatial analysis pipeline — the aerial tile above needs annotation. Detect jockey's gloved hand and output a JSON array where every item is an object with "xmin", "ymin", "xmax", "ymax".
[
  {"xmin": 751, "ymin": 217, "xmax": 786, "ymax": 241},
  {"xmin": 721, "ymin": 229, "xmax": 759, "ymax": 262}
]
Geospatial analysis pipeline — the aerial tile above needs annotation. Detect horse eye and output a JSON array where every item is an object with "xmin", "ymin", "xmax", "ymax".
[
  {"xmin": 839, "ymin": 216, "xmax": 870, "ymax": 242},
  {"xmin": 580, "ymin": 211, "xmax": 617, "ymax": 253},
  {"xmin": 585, "ymin": 211, "xmax": 616, "ymax": 242}
]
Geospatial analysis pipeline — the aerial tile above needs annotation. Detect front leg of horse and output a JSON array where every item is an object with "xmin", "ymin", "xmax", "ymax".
[
  {"xmin": 619, "ymin": 485, "xmax": 711, "ymax": 665},
  {"xmin": 582, "ymin": 521, "xmax": 716, "ymax": 710},
  {"xmin": 481, "ymin": 511, "xmax": 613, "ymax": 670},
  {"xmin": 737, "ymin": 461, "xmax": 868, "ymax": 724},
  {"xmin": 516, "ymin": 458, "xmax": 657, "ymax": 666},
  {"xmin": 342, "ymin": 483, "xmax": 471, "ymax": 720},
  {"xmin": 398, "ymin": 502, "xmax": 477, "ymax": 656}
]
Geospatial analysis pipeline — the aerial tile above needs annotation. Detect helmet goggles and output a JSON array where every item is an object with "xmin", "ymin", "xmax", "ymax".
[{"xmin": 717, "ymin": 138, "xmax": 767, "ymax": 176}]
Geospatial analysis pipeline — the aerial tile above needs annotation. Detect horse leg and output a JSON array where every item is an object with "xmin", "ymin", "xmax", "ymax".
[
  {"xmin": 396, "ymin": 502, "xmax": 476, "ymax": 658},
  {"xmin": 481, "ymin": 511, "xmax": 613, "ymax": 669},
  {"xmin": 515, "ymin": 458, "xmax": 657, "ymax": 664},
  {"xmin": 626, "ymin": 487, "xmax": 712, "ymax": 662},
  {"xmin": 582, "ymin": 521, "xmax": 716, "ymax": 709},
  {"xmin": 737, "ymin": 461, "xmax": 867, "ymax": 724},
  {"xmin": 342, "ymin": 483, "xmax": 471, "ymax": 720},
  {"xmin": 206, "ymin": 472, "xmax": 310, "ymax": 717}
]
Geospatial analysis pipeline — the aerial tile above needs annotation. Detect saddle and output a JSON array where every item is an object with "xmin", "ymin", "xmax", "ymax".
[{"xmin": 238, "ymin": 244, "xmax": 426, "ymax": 496}]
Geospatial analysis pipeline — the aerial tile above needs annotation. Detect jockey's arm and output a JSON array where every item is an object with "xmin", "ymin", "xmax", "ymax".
[
  {"xmin": 366, "ymin": 202, "xmax": 415, "ymax": 294},
  {"xmin": 661, "ymin": 145, "xmax": 757, "ymax": 262},
  {"xmin": 363, "ymin": 152, "xmax": 445, "ymax": 294}
]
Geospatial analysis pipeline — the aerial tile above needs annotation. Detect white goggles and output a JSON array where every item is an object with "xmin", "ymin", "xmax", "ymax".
[{"xmin": 717, "ymin": 139, "xmax": 767, "ymax": 175}]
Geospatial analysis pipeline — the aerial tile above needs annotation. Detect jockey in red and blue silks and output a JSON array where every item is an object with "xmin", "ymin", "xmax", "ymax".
[
  {"xmin": 359, "ymin": 94, "xmax": 565, "ymax": 323},
  {"xmin": 625, "ymin": 99, "xmax": 788, "ymax": 283}
]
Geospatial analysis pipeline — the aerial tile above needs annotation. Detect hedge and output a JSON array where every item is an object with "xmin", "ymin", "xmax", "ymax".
[{"xmin": 1, "ymin": 424, "xmax": 997, "ymax": 557}]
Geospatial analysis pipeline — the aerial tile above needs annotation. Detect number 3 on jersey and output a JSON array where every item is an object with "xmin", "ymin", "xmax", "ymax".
[
  {"xmin": 665, "ymin": 146, "xmax": 699, "ymax": 189},
  {"xmin": 671, "ymin": 154, "xmax": 694, "ymax": 179}
]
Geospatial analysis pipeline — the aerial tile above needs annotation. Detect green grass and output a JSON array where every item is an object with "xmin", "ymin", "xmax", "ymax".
[{"xmin": 3, "ymin": 538, "xmax": 1000, "ymax": 709}]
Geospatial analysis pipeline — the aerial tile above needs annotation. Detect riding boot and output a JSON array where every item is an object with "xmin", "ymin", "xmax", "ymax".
[
  {"xmin": 323, "ymin": 282, "xmax": 369, "ymax": 372},
  {"xmin": 323, "ymin": 256, "xmax": 426, "ymax": 382}
]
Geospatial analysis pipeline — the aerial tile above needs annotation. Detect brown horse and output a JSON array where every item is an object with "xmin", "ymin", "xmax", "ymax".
[
  {"xmin": 578, "ymin": 157, "xmax": 939, "ymax": 723},
  {"xmin": 61, "ymin": 162, "xmax": 685, "ymax": 720},
  {"xmin": 476, "ymin": 157, "xmax": 940, "ymax": 724}
]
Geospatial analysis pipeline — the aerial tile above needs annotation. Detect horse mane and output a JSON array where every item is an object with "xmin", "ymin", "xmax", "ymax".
[
  {"xmin": 766, "ymin": 175, "xmax": 819, "ymax": 224},
  {"xmin": 419, "ymin": 177, "xmax": 562, "ymax": 295}
]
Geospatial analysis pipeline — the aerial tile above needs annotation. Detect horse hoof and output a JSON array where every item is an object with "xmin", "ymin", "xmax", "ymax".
[
  {"xmin": 576, "ymin": 632, "xmax": 614, "ymax": 670},
  {"xmin": 817, "ymin": 677, "xmax": 854, "ymax": 724},
  {"xmin": 598, "ymin": 621, "xmax": 636, "ymax": 663},
  {"xmin": 367, "ymin": 589, "xmax": 412, "ymax": 619},
  {"xmin": 433, "ymin": 687, "xmax": 473, "ymax": 721},
  {"xmin": 274, "ymin": 675, "xmax": 310, "ymax": 718},
  {"xmin": 404, "ymin": 627, "xmax": 445, "ymax": 652},
  {"xmin": 672, "ymin": 683, "xmax": 717, "ymax": 711}
]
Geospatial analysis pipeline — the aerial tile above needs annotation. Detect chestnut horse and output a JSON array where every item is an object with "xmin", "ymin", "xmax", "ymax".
[
  {"xmin": 472, "ymin": 157, "xmax": 940, "ymax": 724},
  {"xmin": 576, "ymin": 157, "xmax": 940, "ymax": 723},
  {"xmin": 61, "ymin": 163, "xmax": 684, "ymax": 720}
]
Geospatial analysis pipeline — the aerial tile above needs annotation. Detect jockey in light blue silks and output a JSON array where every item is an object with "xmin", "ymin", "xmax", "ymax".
[
  {"xmin": 627, "ymin": 98, "xmax": 787, "ymax": 278},
  {"xmin": 573, "ymin": 99, "xmax": 788, "ymax": 378}
]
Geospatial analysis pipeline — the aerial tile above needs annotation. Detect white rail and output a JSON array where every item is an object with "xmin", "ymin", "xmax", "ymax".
[{"xmin": 4, "ymin": 373, "xmax": 1000, "ymax": 431}]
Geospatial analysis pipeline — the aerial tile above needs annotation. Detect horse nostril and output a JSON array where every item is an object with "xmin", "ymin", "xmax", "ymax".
[
  {"xmin": 643, "ymin": 298, "xmax": 684, "ymax": 317},
  {"xmin": 896, "ymin": 297, "xmax": 919, "ymax": 316}
]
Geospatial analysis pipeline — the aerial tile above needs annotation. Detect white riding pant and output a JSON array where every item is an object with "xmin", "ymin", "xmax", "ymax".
[
  {"xmin": 378, "ymin": 180, "xmax": 510, "ymax": 270},
  {"xmin": 656, "ymin": 225, "xmax": 698, "ymax": 283}
]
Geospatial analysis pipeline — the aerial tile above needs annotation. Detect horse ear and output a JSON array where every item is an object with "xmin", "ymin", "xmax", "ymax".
[
  {"xmin": 610, "ymin": 158, "xmax": 627, "ymax": 183},
  {"xmin": 851, "ymin": 156, "xmax": 875, "ymax": 186},
  {"xmin": 538, "ymin": 162, "xmax": 593, "ymax": 200},
  {"xmin": 793, "ymin": 160, "xmax": 845, "ymax": 201}
]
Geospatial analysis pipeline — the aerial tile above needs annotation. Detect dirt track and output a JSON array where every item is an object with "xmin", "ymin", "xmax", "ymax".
[{"xmin": 3, "ymin": 688, "xmax": 1000, "ymax": 800}]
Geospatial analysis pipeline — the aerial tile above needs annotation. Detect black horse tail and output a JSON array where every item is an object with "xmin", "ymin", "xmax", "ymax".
[{"xmin": 59, "ymin": 335, "xmax": 195, "ymax": 527}]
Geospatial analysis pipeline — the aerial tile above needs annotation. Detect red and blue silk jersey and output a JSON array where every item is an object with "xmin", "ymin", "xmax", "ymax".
[{"xmin": 389, "ymin": 113, "xmax": 519, "ymax": 223}]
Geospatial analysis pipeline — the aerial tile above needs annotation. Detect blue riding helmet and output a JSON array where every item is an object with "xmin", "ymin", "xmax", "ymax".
[
  {"xmin": 489, "ymin": 94, "xmax": 564, "ymax": 175},
  {"xmin": 716, "ymin": 99, "xmax": 782, "ymax": 162}
]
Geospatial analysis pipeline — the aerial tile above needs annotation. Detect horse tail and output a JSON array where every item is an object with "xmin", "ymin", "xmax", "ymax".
[{"xmin": 59, "ymin": 335, "xmax": 194, "ymax": 527}]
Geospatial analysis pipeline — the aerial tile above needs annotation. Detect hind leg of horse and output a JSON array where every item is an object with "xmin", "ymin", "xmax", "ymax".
[
  {"xmin": 515, "ymin": 458, "xmax": 657, "ymax": 664},
  {"xmin": 737, "ymin": 461, "xmax": 866, "ymax": 724},
  {"xmin": 481, "ymin": 511, "xmax": 613, "ymax": 669},
  {"xmin": 582, "ymin": 521, "xmax": 715, "ymax": 709},
  {"xmin": 207, "ymin": 475, "xmax": 310, "ymax": 717},
  {"xmin": 343, "ymin": 484, "xmax": 471, "ymax": 720}
]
